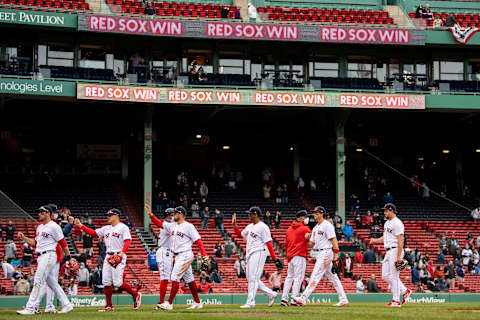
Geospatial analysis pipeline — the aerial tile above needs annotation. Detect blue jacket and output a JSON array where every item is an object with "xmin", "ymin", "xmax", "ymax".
[
  {"xmin": 148, "ymin": 252, "xmax": 157, "ymax": 267},
  {"xmin": 342, "ymin": 225, "xmax": 354, "ymax": 238},
  {"xmin": 62, "ymin": 223, "xmax": 73, "ymax": 236},
  {"xmin": 437, "ymin": 253, "xmax": 445, "ymax": 265},
  {"xmin": 363, "ymin": 250, "xmax": 376, "ymax": 263},
  {"xmin": 411, "ymin": 267, "xmax": 419, "ymax": 284}
]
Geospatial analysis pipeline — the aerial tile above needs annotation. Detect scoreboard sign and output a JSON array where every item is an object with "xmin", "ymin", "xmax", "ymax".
[{"xmin": 77, "ymin": 84, "xmax": 425, "ymax": 110}]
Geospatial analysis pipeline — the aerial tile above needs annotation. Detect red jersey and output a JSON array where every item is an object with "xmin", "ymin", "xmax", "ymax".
[{"xmin": 285, "ymin": 221, "xmax": 310, "ymax": 262}]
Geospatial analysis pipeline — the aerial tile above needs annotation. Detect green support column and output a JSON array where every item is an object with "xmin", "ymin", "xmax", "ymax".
[
  {"xmin": 339, "ymin": 56, "xmax": 348, "ymax": 78},
  {"xmin": 336, "ymin": 114, "xmax": 347, "ymax": 226},
  {"xmin": 144, "ymin": 105, "xmax": 153, "ymax": 227}
]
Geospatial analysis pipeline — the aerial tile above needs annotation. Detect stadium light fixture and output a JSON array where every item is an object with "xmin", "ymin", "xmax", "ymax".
[
  {"xmin": 442, "ymin": 149, "xmax": 450, "ymax": 154},
  {"xmin": 476, "ymin": 149, "xmax": 480, "ymax": 153},
  {"xmin": 418, "ymin": 157, "xmax": 424, "ymax": 161},
  {"xmin": 222, "ymin": 146, "xmax": 230, "ymax": 150},
  {"xmin": 289, "ymin": 147, "xmax": 294, "ymax": 151},
  {"xmin": 195, "ymin": 134, "xmax": 202, "ymax": 139},
  {"xmin": 356, "ymin": 148, "xmax": 363, "ymax": 152}
]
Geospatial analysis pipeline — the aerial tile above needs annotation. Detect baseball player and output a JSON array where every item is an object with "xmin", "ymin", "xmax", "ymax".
[
  {"xmin": 74, "ymin": 208, "xmax": 142, "ymax": 312},
  {"xmin": 158, "ymin": 206, "xmax": 209, "ymax": 311},
  {"xmin": 281, "ymin": 210, "xmax": 311, "ymax": 306},
  {"xmin": 369, "ymin": 203, "xmax": 411, "ymax": 307},
  {"xmin": 16, "ymin": 205, "xmax": 74, "ymax": 315},
  {"xmin": 145, "ymin": 205, "xmax": 175, "ymax": 308},
  {"xmin": 292, "ymin": 206, "xmax": 349, "ymax": 307},
  {"xmin": 232, "ymin": 206, "xmax": 282, "ymax": 308},
  {"xmin": 36, "ymin": 203, "xmax": 75, "ymax": 314}
]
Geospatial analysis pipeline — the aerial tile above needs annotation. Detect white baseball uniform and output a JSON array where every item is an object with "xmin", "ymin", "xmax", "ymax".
[
  {"xmin": 170, "ymin": 221, "xmax": 200, "ymax": 283},
  {"xmin": 382, "ymin": 216, "xmax": 408, "ymax": 302},
  {"xmin": 25, "ymin": 221, "xmax": 72, "ymax": 312},
  {"xmin": 300, "ymin": 220, "xmax": 348, "ymax": 303},
  {"xmin": 96, "ymin": 223, "xmax": 131, "ymax": 287},
  {"xmin": 241, "ymin": 221, "xmax": 276, "ymax": 306},
  {"xmin": 156, "ymin": 220, "xmax": 175, "ymax": 281}
]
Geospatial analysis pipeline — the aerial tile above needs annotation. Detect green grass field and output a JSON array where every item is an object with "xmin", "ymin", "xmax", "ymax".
[{"xmin": 2, "ymin": 303, "xmax": 480, "ymax": 320}]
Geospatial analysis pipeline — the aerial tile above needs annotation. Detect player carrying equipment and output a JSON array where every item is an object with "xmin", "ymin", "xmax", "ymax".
[
  {"xmin": 232, "ymin": 206, "xmax": 281, "ymax": 308},
  {"xmin": 157, "ymin": 206, "xmax": 209, "ymax": 311},
  {"xmin": 16, "ymin": 206, "xmax": 74, "ymax": 315},
  {"xmin": 369, "ymin": 203, "xmax": 411, "ymax": 307},
  {"xmin": 280, "ymin": 210, "xmax": 311, "ymax": 307},
  {"xmin": 292, "ymin": 206, "xmax": 349, "ymax": 307},
  {"xmin": 74, "ymin": 208, "xmax": 142, "ymax": 312}
]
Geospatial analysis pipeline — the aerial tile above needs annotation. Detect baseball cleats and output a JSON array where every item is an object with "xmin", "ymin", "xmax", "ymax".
[
  {"xmin": 187, "ymin": 302, "xmax": 203, "ymax": 309},
  {"xmin": 402, "ymin": 288, "xmax": 412, "ymax": 305},
  {"xmin": 134, "ymin": 292, "xmax": 142, "ymax": 310},
  {"xmin": 268, "ymin": 292, "xmax": 278, "ymax": 307},
  {"xmin": 334, "ymin": 301, "xmax": 349, "ymax": 307},
  {"xmin": 386, "ymin": 300, "xmax": 401, "ymax": 307},
  {"xmin": 16, "ymin": 309, "xmax": 35, "ymax": 315},
  {"xmin": 44, "ymin": 308, "xmax": 58, "ymax": 314},
  {"xmin": 159, "ymin": 302, "xmax": 173, "ymax": 310},
  {"xmin": 240, "ymin": 304, "xmax": 255, "ymax": 308},
  {"xmin": 58, "ymin": 305, "xmax": 73, "ymax": 314},
  {"xmin": 280, "ymin": 300, "xmax": 290, "ymax": 307},
  {"xmin": 98, "ymin": 307, "xmax": 115, "ymax": 312},
  {"xmin": 291, "ymin": 295, "xmax": 306, "ymax": 306}
]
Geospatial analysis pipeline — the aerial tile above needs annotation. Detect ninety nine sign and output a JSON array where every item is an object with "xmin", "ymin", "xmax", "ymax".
[
  {"xmin": 78, "ymin": 14, "xmax": 425, "ymax": 45},
  {"xmin": 0, "ymin": 9, "xmax": 77, "ymax": 28},
  {"xmin": 77, "ymin": 84, "xmax": 425, "ymax": 110}
]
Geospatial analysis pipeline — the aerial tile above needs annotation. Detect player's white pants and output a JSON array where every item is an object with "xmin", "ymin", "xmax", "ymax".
[
  {"xmin": 103, "ymin": 253, "xmax": 127, "ymax": 287},
  {"xmin": 156, "ymin": 247, "xmax": 173, "ymax": 281},
  {"xmin": 25, "ymin": 252, "xmax": 71, "ymax": 311},
  {"xmin": 246, "ymin": 250, "xmax": 275, "ymax": 306},
  {"xmin": 281, "ymin": 256, "xmax": 306, "ymax": 302},
  {"xmin": 170, "ymin": 251, "xmax": 194, "ymax": 283},
  {"xmin": 382, "ymin": 248, "xmax": 407, "ymax": 302},
  {"xmin": 302, "ymin": 250, "xmax": 348, "ymax": 303},
  {"xmin": 36, "ymin": 262, "xmax": 59, "ymax": 310}
]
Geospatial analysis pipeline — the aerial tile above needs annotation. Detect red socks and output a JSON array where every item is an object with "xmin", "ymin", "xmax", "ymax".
[
  {"xmin": 188, "ymin": 281, "xmax": 200, "ymax": 303},
  {"xmin": 104, "ymin": 286, "xmax": 113, "ymax": 308},
  {"xmin": 168, "ymin": 281, "xmax": 180, "ymax": 304},
  {"xmin": 159, "ymin": 280, "xmax": 169, "ymax": 304},
  {"xmin": 120, "ymin": 281, "xmax": 138, "ymax": 298}
]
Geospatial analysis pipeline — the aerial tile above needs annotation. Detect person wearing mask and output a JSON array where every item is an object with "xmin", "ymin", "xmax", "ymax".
[
  {"xmin": 200, "ymin": 207, "xmax": 210, "ymax": 229},
  {"xmin": 342, "ymin": 221, "xmax": 354, "ymax": 242},
  {"xmin": 343, "ymin": 254, "xmax": 354, "ymax": 279},
  {"xmin": 21, "ymin": 243, "xmax": 33, "ymax": 268},
  {"xmin": 214, "ymin": 209, "xmax": 225, "ymax": 236},
  {"xmin": 411, "ymin": 263, "xmax": 420, "ymax": 285},
  {"xmin": 224, "ymin": 238, "xmax": 234, "ymax": 259},
  {"xmin": 362, "ymin": 248, "xmax": 376, "ymax": 263},
  {"xmin": 356, "ymin": 275, "xmax": 365, "ymax": 293},
  {"xmin": 148, "ymin": 248, "xmax": 158, "ymax": 271},
  {"xmin": 268, "ymin": 270, "xmax": 282, "ymax": 292},
  {"xmin": 5, "ymin": 221, "xmax": 15, "ymax": 241},
  {"xmin": 367, "ymin": 274, "xmax": 379, "ymax": 292},
  {"xmin": 78, "ymin": 263, "xmax": 90, "ymax": 287},
  {"xmin": 2, "ymin": 256, "xmax": 15, "ymax": 278}
]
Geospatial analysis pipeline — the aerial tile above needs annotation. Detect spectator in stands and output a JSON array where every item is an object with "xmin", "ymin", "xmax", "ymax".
[
  {"xmin": 191, "ymin": 201, "xmax": 200, "ymax": 218},
  {"xmin": 97, "ymin": 238, "xmax": 106, "ymax": 267},
  {"xmin": 438, "ymin": 278, "xmax": 449, "ymax": 292},
  {"xmin": 214, "ymin": 209, "xmax": 225, "ymax": 236},
  {"xmin": 420, "ymin": 265, "xmax": 431, "ymax": 285},
  {"xmin": 421, "ymin": 182, "xmax": 430, "ymax": 200},
  {"xmin": 439, "ymin": 235, "xmax": 447, "ymax": 255},
  {"xmin": 309, "ymin": 177, "xmax": 317, "ymax": 191},
  {"xmin": 247, "ymin": 1, "xmax": 257, "ymax": 22},
  {"xmin": 14, "ymin": 275, "xmax": 30, "ymax": 296},
  {"xmin": 445, "ymin": 14, "xmax": 457, "ymax": 28},
  {"xmin": 224, "ymin": 238, "xmax": 234, "ymax": 258},
  {"xmin": 227, "ymin": 173, "xmax": 237, "ymax": 190},
  {"xmin": 411, "ymin": 263, "xmax": 420, "ymax": 285},
  {"xmin": 363, "ymin": 248, "xmax": 376, "ymax": 263},
  {"xmin": 83, "ymin": 231, "xmax": 94, "ymax": 258},
  {"xmin": 333, "ymin": 211, "xmax": 343, "ymax": 226},
  {"xmin": 129, "ymin": 52, "xmax": 145, "ymax": 74},
  {"xmin": 200, "ymin": 271, "xmax": 211, "ymax": 283},
  {"xmin": 472, "ymin": 249, "xmax": 479, "ymax": 269},
  {"xmin": 148, "ymin": 248, "xmax": 158, "ymax": 271},
  {"xmin": 192, "ymin": 255, "xmax": 199, "ymax": 275},
  {"xmin": 215, "ymin": 243, "xmax": 223, "ymax": 258},
  {"xmin": 456, "ymin": 264, "xmax": 465, "ymax": 281},
  {"xmin": 275, "ymin": 186, "xmax": 283, "ymax": 204},
  {"xmin": 264, "ymin": 210, "xmax": 272, "ymax": 229},
  {"xmin": 5, "ymin": 221, "xmax": 15, "ymax": 241},
  {"xmin": 444, "ymin": 260, "xmax": 456, "ymax": 288},
  {"xmin": 199, "ymin": 278, "xmax": 212, "ymax": 294},
  {"xmin": 414, "ymin": 5, "xmax": 423, "ymax": 18},
  {"xmin": 462, "ymin": 245, "xmax": 473, "ymax": 269},
  {"xmin": 433, "ymin": 17, "xmax": 443, "ymax": 29},
  {"xmin": 78, "ymin": 262, "xmax": 89, "ymax": 287},
  {"xmin": 21, "ymin": 243, "xmax": 32, "ymax": 268},
  {"xmin": 362, "ymin": 211, "xmax": 374, "ymax": 228},
  {"xmin": 144, "ymin": 2, "xmax": 155, "ymax": 15},
  {"xmin": 210, "ymin": 269, "xmax": 223, "ymax": 284},
  {"xmin": 437, "ymin": 249, "xmax": 445, "ymax": 265},
  {"xmin": 343, "ymin": 254, "xmax": 354, "ymax": 279},
  {"xmin": 274, "ymin": 210, "xmax": 281, "ymax": 229},
  {"xmin": 297, "ymin": 177, "xmax": 305, "ymax": 196},
  {"xmin": 422, "ymin": 4, "xmax": 432, "ymax": 19},
  {"xmin": 92, "ymin": 265, "xmax": 103, "ymax": 294},
  {"xmin": 342, "ymin": 221, "xmax": 354, "ymax": 242},
  {"xmin": 355, "ymin": 251, "xmax": 363, "ymax": 264},
  {"xmin": 354, "ymin": 213, "xmax": 362, "ymax": 229},
  {"xmin": 209, "ymin": 256, "xmax": 219, "ymax": 273},
  {"xmin": 448, "ymin": 234, "xmax": 460, "ymax": 259},
  {"xmin": 433, "ymin": 266, "xmax": 445, "ymax": 280},
  {"xmin": 123, "ymin": 217, "xmax": 132, "ymax": 229},
  {"xmin": 73, "ymin": 223, "xmax": 83, "ymax": 242},
  {"xmin": 76, "ymin": 249, "xmax": 88, "ymax": 265},
  {"xmin": 200, "ymin": 206, "xmax": 210, "ymax": 229},
  {"xmin": 466, "ymin": 233, "xmax": 475, "ymax": 249},
  {"xmin": 367, "ymin": 274, "xmax": 379, "ymax": 293},
  {"xmin": 234, "ymin": 258, "xmax": 246, "ymax": 278},
  {"xmin": 383, "ymin": 192, "xmax": 393, "ymax": 204},
  {"xmin": 356, "ymin": 275, "xmax": 365, "ymax": 293},
  {"xmin": 197, "ymin": 67, "xmax": 208, "ymax": 82},
  {"xmin": 2, "ymin": 256, "xmax": 14, "ymax": 278},
  {"xmin": 372, "ymin": 212, "xmax": 382, "ymax": 228},
  {"xmin": 263, "ymin": 184, "xmax": 272, "ymax": 202},
  {"xmin": 282, "ymin": 184, "xmax": 289, "ymax": 204},
  {"xmin": 4, "ymin": 240, "xmax": 16, "ymax": 262},
  {"xmin": 335, "ymin": 223, "xmax": 343, "ymax": 241},
  {"xmin": 268, "ymin": 270, "xmax": 282, "ymax": 292}
]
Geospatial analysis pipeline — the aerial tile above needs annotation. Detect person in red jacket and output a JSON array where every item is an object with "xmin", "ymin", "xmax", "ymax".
[
  {"xmin": 355, "ymin": 251, "xmax": 363, "ymax": 264},
  {"xmin": 280, "ymin": 210, "xmax": 311, "ymax": 306}
]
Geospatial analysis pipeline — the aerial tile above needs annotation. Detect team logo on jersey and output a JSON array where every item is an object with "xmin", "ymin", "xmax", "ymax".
[
  {"xmin": 385, "ymin": 227, "xmax": 393, "ymax": 234},
  {"xmin": 111, "ymin": 232, "xmax": 121, "ymax": 238},
  {"xmin": 316, "ymin": 231, "xmax": 325, "ymax": 236},
  {"xmin": 40, "ymin": 232, "xmax": 50, "ymax": 238},
  {"xmin": 249, "ymin": 232, "xmax": 258, "ymax": 239},
  {"xmin": 176, "ymin": 231, "xmax": 185, "ymax": 238}
]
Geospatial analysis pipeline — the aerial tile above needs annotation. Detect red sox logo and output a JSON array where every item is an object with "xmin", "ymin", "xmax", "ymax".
[
  {"xmin": 40, "ymin": 232, "xmax": 50, "ymax": 238},
  {"xmin": 386, "ymin": 227, "xmax": 393, "ymax": 234},
  {"xmin": 105, "ymin": 232, "xmax": 121, "ymax": 239},
  {"xmin": 172, "ymin": 231, "xmax": 184, "ymax": 238},
  {"xmin": 249, "ymin": 232, "xmax": 258, "ymax": 239},
  {"xmin": 317, "ymin": 231, "xmax": 325, "ymax": 236}
]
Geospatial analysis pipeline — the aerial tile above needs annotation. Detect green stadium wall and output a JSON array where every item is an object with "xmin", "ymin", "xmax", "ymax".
[{"xmin": 0, "ymin": 293, "xmax": 479, "ymax": 308}]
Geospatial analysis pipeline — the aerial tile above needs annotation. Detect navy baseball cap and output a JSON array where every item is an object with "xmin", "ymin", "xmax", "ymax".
[
  {"xmin": 107, "ymin": 208, "xmax": 122, "ymax": 216},
  {"xmin": 174, "ymin": 206, "xmax": 187, "ymax": 215},
  {"xmin": 245, "ymin": 206, "xmax": 262, "ymax": 216},
  {"xmin": 383, "ymin": 203, "xmax": 397, "ymax": 212},
  {"xmin": 296, "ymin": 210, "xmax": 308, "ymax": 218},
  {"xmin": 164, "ymin": 208, "xmax": 175, "ymax": 217},
  {"xmin": 46, "ymin": 203, "xmax": 59, "ymax": 213},
  {"xmin": 38, "ymin": 205, "xmax": 52, "ymax": 214},
  {"xmin": 311, "ymin": 206, "xmax": 327, "ymax": 214}
]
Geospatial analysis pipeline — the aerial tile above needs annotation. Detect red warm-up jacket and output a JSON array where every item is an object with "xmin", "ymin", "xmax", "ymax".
[{"xmin": 285, "ymin": 221, "xmax": 310, "ymax": 262}]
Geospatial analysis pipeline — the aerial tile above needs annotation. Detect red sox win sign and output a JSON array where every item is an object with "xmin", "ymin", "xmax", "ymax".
[{"xmin": 79, "ymin": 15, "xmax": 423, "ymax": 45}]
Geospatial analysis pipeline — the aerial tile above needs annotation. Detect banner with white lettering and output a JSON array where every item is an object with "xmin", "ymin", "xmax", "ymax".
[
  {"xmin": 76, "ymin": 84, "xmax": 425, "ymax": 110},
  {"xmin": 78, "ymin": 14, "xmax": 425, "ymax": 46},
  {"xmin": 449, "ymin": 25, "xmax": 479, "ymax": 44},
  {"xmin": 0, "ymin": 9, "xmax": 77, "ymax": 28}
]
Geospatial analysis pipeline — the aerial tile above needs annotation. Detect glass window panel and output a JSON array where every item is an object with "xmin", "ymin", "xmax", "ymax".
[
  {"xmin": 416, "ymin": 64, "xmax": 426, "ymax": 74},
  {"xmin": 251, "ymin": 63, "xmax": 261, "ymax": 80},
  {"xmin": 440, "ymin": 61, "xmax": 462, "ymax": 73}
]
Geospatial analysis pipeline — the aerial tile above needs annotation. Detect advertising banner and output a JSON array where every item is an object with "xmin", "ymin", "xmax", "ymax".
[
  {"xmin": 0, "ymin": 78, "xmax": 76, "ymax": 97},
  {"xmin": 77, "ymin": 84, "xmax": 425, "ymax": 110},
  {"xmin": 76, "ymin": 144, "xmax": 121, "ymax": 160},
  {"xmin": 0, "ymin": 9, "xmax": 77, "ymax": 28},
  {"xmin": 78, "ymin": 14, "xmax": 425, "ymax": 46}
]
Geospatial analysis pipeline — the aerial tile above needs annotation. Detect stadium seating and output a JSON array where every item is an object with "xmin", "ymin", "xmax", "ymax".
[
  {"xmin": 259, "ymin": 7, "xmax": 394, "ymax": 25},
  {"xmin": 409, "ymin": 12, "xmax": 480, "ymax": 28},
  {"xmin": 43, "ymin": 66, "xmax": 118, "ymax": 82},
  {"xmin": 187, "ymin": 74, "xmax": 255, "ymax": 87},
  {"xmin": 435, "ymin": 80, "xmax": 480, "ymax": 93},
  {"xmin": 0, "ymin": 0, "xmax": 90, "ymax": 13}
]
